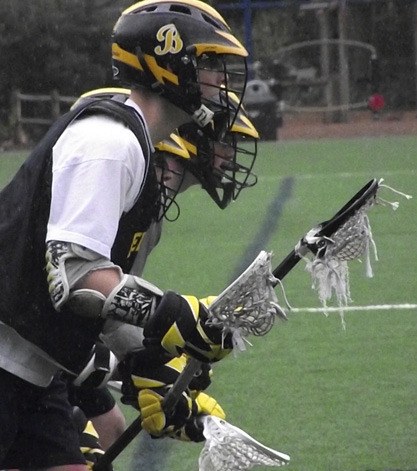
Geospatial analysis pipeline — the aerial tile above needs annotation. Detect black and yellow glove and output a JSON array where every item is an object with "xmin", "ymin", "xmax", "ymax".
[
  {"xmin": 127, "ymin": 355, "xmax": 207, "ymax": 437},
  {"xmin": 72, "ymin": 406, "xmax": 111, "ymax": 471},
  {"xmin": 121, "ymin": 353, "xmax": 224, "ymax": 442},
  {"xmin": 138, "ymin": 387, "xmax": 225, "ymax": 442},
  {"xmin": 172, "ymin": 391, "xmax": 226, "ymax": 442},
  {"xmin": 138, "ymin": 386, "xmax": 196, "ymax": 438},
  {"xmin": 143, "ymin": 291, "xmax": 233, "ymax": 362}
]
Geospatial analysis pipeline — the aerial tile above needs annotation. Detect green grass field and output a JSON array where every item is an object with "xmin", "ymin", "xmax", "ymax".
[{"xmin": 1, "ymin": 134, "xmax": 416, "ymax": 471}]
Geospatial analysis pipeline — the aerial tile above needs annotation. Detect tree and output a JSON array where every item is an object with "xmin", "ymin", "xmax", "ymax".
[{"xmin": 0, "ymin": 0, "xmax": 131, "ymax": 140}]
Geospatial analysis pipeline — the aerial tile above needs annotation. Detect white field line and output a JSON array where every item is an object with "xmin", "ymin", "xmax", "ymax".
[
  {"xmin": 290, "ymin": 303, "xmax": 417, "ymax": 313},
  {"xmin": 259, "ymin": 169, "xmax": 415, "ymax": 183}
]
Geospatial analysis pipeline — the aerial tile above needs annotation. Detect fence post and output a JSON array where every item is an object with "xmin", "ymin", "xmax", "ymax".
[
  {"xmin": 9, "ymin": 88, "xmax": 28, "ymax": 145},
  {"xmin": 51, "ymin": 89, "xmax": 61, "ymax": 120}
]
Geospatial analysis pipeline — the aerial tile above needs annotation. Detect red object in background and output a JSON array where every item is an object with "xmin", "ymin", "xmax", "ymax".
[{"xmin": 368, "ymin": 93, "xmax": 385, "ymax": 112}]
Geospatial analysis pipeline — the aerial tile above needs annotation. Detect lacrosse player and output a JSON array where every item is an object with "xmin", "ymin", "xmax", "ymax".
[
  {"xmin": 64, "ymin": 86, "xmax": 258, "ymax": 468},
  {"xmin": 0, "ymin": 1, "xmax": 250, "ymax": 469}
]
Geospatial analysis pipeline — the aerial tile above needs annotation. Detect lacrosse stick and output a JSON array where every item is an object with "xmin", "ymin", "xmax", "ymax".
[
  {"xmin": 272, "ymin": 178, "xmax": 380, "ymax": 281},
  {"xmin": 205, "ymin": 178, "xmax": 391, "ymax": 337},
  {"xmin": 270, "ymin": 178, "xmax": 411, "ymax": 323},
  {"xmin": 94, "ymin": 374, "xmax": 202, "ymax": 471}
]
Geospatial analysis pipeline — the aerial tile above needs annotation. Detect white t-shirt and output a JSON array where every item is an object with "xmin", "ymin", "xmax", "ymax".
[{"xmin": 46, "ymin": 99, "xmax": 152, "ymax": 259}]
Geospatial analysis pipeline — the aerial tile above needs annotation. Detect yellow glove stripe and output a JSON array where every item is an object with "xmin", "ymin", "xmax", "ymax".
[
  {"xmin": 142, "ymin": 412, "xmax": 166, "ymax": 435},
  {"xmin": 138, "ymin": 388, "xmax": 164, "ymax": 406},
  {"xmin": 132, "ymin": 376, "xmax": 168, "ymax": 389},
  {"xmin": 199, "ymin": 296, "xmax": 217, "ymax": 308},
  {"xmin": 161, "ymin": 323, "xmax": 185, "ymax": 356},
  {"xmin": 80, "ymin": 447, "xmax": 105, "ymax": 455},
  {"xmin": 84, "ymin": 420, "xmax": 99, "ymax": 439},
  {"xmin": 196, "ymin": 321, "xmax": 212, "ymax": 343},
  {"xmin": 181, "ymin": 295, "xmax": 200, "ymax": 321},
  {"xmin": 166, "ymin": 354, "xmax": 187, "ymax": 373}
]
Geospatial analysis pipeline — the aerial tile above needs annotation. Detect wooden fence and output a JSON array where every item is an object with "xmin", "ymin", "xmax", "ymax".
[{"xmin": 10, "ymin": 89, "xmax": 76, "ymax": 144}]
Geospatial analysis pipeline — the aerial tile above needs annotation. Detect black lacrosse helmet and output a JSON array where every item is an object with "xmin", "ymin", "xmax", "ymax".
[{"xmin": 111, "ymin": 0, "xmax": 248, "ymax": 136}]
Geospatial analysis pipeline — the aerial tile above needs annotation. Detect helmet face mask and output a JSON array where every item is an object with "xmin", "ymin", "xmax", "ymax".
[
  {"xmin": 111, "ymin": 0, "xmax": 248, "ymax": 133},
  {"xmin": 178, "ymin": 115, "xmax": 258, "ymax": 209},
  {"xmin": 153, "ymin": 152, "xmax": 186, "ymax": 221},
  {"xmin": 174, "ymin": 87, "xmax": 258, "ymax": 209},
  {"xmin": 197, "ymin": 53, "xmax": 248, "ymax": 140},
  {"xmin": 213, "ymin": 132, "xmax": 258, "ymax": 203}
]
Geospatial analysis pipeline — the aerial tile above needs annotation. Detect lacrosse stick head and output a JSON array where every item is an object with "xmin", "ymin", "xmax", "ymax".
[
  {"xmin": 207, "ymin": 251, "xmax": 286, "ymax": 352},
  {"xmin": 301, "ymin": 178, "xmax": 411, "ymax": 323},
  {"xmin": 300, "ymin": 179, "xmax": 379, "ymax": 322},
  {"xmin": 198, "ymin": 415, "xmax": 290, "ymax": 471}
]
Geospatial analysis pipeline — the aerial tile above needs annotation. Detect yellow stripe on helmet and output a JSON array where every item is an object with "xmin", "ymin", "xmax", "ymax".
[
  {"xmin": 112, "ymin": 43, "xmax": 144, "ymax": 71},
  {"xmin": 180, "ymin": 137, "xmax": 198, "ymax": 158},
  {"xmin": 231, "ymin": 113, "xmax": 260, "ymax": 139},
  {"xmin": 155, "ymin": 133, "xmax": 190, "ymax": 159},
  {"xmin": 142, "ymin": 54, "xmax": 179, "ymax": 85},
  {"xmin": 226, "ymin": 91, "xmax": 260, "ymax": 139},
  {"xmin": 194, "ymin": 31, "xmax": 248, "ymax": 58}
]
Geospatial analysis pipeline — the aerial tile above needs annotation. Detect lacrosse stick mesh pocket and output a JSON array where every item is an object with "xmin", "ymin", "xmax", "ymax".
[
  {"xmin": 207, "ymin": 252, "xmax": 286, "ymax": 352},
  {"xmin": 199, "ymin": 416, "xmax": 289, "ymax": 471},
  {"xmin": 304, "ymin": 180, "xmax": 412, "ymax": 324},
  {"xmin": 305, "ymin": 200, "xmax": 377, "ymax": 324}
]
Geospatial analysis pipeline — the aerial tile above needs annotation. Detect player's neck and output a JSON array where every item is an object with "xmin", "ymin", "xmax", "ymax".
[{"xmin": 130, "ymin": 89, "xmax": 190, "ymax": 144}]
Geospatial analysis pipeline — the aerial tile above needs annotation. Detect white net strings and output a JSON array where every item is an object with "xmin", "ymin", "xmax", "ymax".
[
  {"xmin": 199, "ymin": 416, "xmax": 290, "ymax": 471},
  {"xmin": 302, "ymin": 179, "xmax": 412, "ymax": 326},
  {"xmin": 206, "ymin": 251, "xmax": 286, "ymax": 352}
]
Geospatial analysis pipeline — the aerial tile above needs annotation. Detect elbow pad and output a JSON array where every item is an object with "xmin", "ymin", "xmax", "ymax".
[
  {"xmin": 101, "ymin": 274, "xmax": 163, "ymax": 325},
  {"xmin": 65, "ymin": 274, "xmax": 163, "ymax": 325},
  {"xmin": 46, "ymin": 241, "xmax": 163, "ymax": 325},
  {"xmin": 45, "ymin": 240, "xmax": 117, "ymax": 311}
]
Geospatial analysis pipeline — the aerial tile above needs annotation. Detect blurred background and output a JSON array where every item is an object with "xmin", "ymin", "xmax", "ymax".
[{"xmin": 2, "ymin": 0, "xmax": 417, "ymax": 145}]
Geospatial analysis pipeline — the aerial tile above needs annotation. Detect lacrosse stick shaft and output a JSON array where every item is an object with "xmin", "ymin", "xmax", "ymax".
[
  {"xmin": 163, "ymin": 356, "xmax": 202, "ymax": 412},
  {"xmin": 93, "ymin": 416, "xmax": 142, "ymax": 471},
  {"xmin": 272, "ymin": 245, "xmax": 308, "ymax": 283}
]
